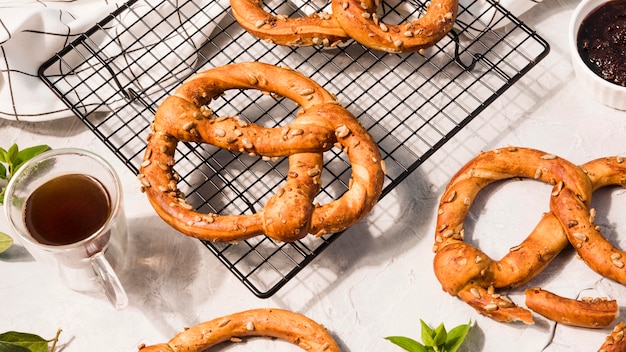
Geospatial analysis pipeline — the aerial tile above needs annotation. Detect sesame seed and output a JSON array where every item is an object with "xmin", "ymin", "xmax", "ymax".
[
  {"xmin": 573, "ymin": 232, "xmax": 588, "ymax": 241},
  {"xmin": 470, "ymin": 287, "xmax": 481, "ymax": 299},
  {"xmin": 246, "ymin": 321, "xmax": 255, "ymax": 331},
  {"xmin": 335, "ymin": 124, "xmax": 350, "ymax": 138},
  {"xmin": 541, "ymin": 154, "xmax": 557, "ymax": 160},
  {"xmin": 218, "ymin": 319, "xmax": 230, "ymax": 327},
  {"xmin": 214, "ymin": 128, "xmax": 226, "ymax": 137},
  {"xmin": 255, "ymin": 19, "xmax": 266, "ymax": 28}
]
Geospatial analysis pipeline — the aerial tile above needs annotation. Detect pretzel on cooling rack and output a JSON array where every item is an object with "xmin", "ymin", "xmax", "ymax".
[
  {"xmin": 550, "ymin": 156, "xmax": 626, "ymax": 285},
  {"xmin": 525, "ymin": 287, "xmax": 618, "ymax": 328},
  {"xmin": 137, "ymin": 308, "xmax": 341, "ymax": 352},
  {"xmin": 433, "ymin": 147, "xmax": 593, "ymax": 324},
  {"xmin": 230, "ymin": 0, "xmax": 350, "ymax": 47},
  {"xmin": 139, "ymin": 62, "xmax": 385, "ymax": 243},
  {"xmin": 332, "ymin": 0, "xmax": 458, "ymax": 53}
]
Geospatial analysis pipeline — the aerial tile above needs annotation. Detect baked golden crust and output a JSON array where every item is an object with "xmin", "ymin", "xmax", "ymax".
[
  {"xmin": 139, "ymin": 62, "xmax": 385, "ymax": 243},
  {"xmin": 137, "ymin": 308, "xmax": 341, "ymax": 351},
  {"xmin": 599, "ymin": 322, "xmax": 626, "ymax": 352},
  {"xmin": 230, "ymin": 0, "xmax": 350, "ymax": 47},
  {"xmin": 553, "ymin": 157, "xmax": 626, "ymax": 285},
  {"xmin": 525, "ymin": 287, "xmax": 618, "ymax": 328},
  {"xmin": 433, "ymin": 147, "xmax": 593, "ymax": 324},
  {"xmin": 332, "ymin": 0, "xmax": 458, "ymax": 53}
]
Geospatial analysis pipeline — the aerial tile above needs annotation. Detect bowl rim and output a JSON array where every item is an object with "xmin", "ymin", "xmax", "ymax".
[{"xmin": 568, "ymin": 0, "xmax": 626, "ymax": 93}]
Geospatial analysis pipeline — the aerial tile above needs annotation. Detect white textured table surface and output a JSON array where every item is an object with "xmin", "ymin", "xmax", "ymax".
[{"xmin": 2, "ymin": 0, "xmax": 626, "ymax": 350}]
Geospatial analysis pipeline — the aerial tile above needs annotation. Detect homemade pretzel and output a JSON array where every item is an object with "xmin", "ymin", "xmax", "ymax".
[
  {"xmin": 599, "ymin": 322, "xmax": 626, "ymax": 352},
  {"xmin": 230, "ymin": 0, "xmax": 350, "ymax": 47},
  {"xmin": 551, "ymin": 156, "xmax": 626, "ymax": 285},
  {"xmin": 525, "ymin": 287, "xmax": 618, "ymax": 328},
  {"xmin": 139, "ymin": 62, "xmax": 385, "ymax": 243},
  {"xmin": 137, "ymin": 308, "xmax": 341, "ymax": 351},
  {"xmin": 433, "ymin": 147, "xmax": 593, "ymax": 324},
  {"xmin": 332, "ymin": 0, "xmax": 458, "ymax": 53}
]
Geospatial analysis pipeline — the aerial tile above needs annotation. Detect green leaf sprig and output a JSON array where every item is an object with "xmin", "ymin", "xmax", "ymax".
[
  {"xmin": 0, "ymin": 143, "xmax": 51, "ymax": 254},
  {"xmin": 0, "ymin": 143, "xmax": 51, "ymax": 205},
  {"xmin": 385, "ymin": 319, "xmax": 472, "ymax": 352},
  {"xmin": 0, "ymin": 329, "xmax": 62, "ymax": 352}
]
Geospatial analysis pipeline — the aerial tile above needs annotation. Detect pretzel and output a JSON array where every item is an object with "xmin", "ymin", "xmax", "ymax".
[
  {"xmin": 525, "ymin": 287, "xmax": 618, "ymax": 328},
  {"xmin": 331, "ymin": 0, "xmax": 458, "ymax": 53},
  {"xmin": 230, "ymin": 0, "xmax": 350, "ymax": 47},
  {"xmin": 551, "ymin": 156, "xmax": 626, "ymax": 285},
  {"xmin": 137, "ymin": 308, "xmax": 341, "ymax": 351},
  {"xmin": 139, "ymin": 62, "xmax": 385, "ymax": 243},
  {"xmin": 599, "ymin": 322, "xmax": 626, "ymax": 352},
  {"xmin": 433, "ymin": 147, "xmax": 593, "ymax": 324}
]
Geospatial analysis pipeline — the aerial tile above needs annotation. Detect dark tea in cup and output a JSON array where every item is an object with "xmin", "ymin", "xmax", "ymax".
[{"xmin": 24, "ymin": 174, "xmax": 111, "ymax": 246}]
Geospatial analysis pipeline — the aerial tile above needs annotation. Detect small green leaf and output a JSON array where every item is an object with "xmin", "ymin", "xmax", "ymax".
[
  {"xmin": 0, "ymin": 232, "xmax": 12, "ymax": 254},
  {"xmin": 14, "ymin": 145, "xmax": 50, "ymax": 171},
  {"xmin": 432, "ymin": 323, "xmax": 447, "ymax": 348},
  {"xmin": 0, "ymin": 147, "xmax": 8, "ymax": 163},
  {"xmin": 0, "ymin": 162, "xmax": 6, "ymax": 180},
  {"xmin": 6, "ymin": 144, "xmax": 18, "ymax": 164},
  {"xmin": 0, "ymin": 332, "xmax": 48, "ymax": 352},
  {"xmin": 444, "ymin": 321, "xmax": 471, "ymax": 352},
  {"xmin": 385, "ymin": 336, "xmax": 429, "ymax": 352},
  {"xmin": 0, "ymin": 341, "xmax": 32, "ymax": 352},
  {"xmin": 420, "ymin": 319, "xmax": 436, "ymax": 347}
]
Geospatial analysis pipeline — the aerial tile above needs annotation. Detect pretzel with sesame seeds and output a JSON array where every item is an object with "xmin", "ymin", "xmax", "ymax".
[
  {"xmin": 331, "ymin": 0, "xmax": 458, "ymax": 53},
  {"xmin": 433, "ymin": 147, "xmax": 593, "ymax": 324},
  {"xmin": 551, "ymin": 156, "xmax": 626, "ymax": 285},
  {"xmin": 137, "ymin": 308, "xmax": 341, "ymax": 352},
  {"xmin": 139, "ymin": 62, "xmax": 385, "ymax": 243},
  {"xmin": 230, "ymin": 0, "xmax": 350, "ymax": 47},
  {"xmin": 599, "ymin": 322, "xmax": 626, "ymax": 352}
]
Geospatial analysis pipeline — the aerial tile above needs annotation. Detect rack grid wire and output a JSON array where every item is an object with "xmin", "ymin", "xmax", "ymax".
[{"xmin": 39, "ymin": 0, "xmax": 549, "ymax": 298}]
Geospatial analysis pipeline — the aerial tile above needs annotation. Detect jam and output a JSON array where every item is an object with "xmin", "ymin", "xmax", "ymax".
[{"xmin": 577, "ymin": 0, "xmax": 626, "ymax": 86}]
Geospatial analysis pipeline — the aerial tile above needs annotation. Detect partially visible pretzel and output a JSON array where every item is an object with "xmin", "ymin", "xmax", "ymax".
[
  {"xmin": 525, "ymin": 287, "xmax": 618, "ymax": 328},
  {"xmin": 551, "ymin": 156, "xmax": 626, "ymax": 285},
  {"xmin": 230, "ymin": 0, "xmax": 350, "ymax": 47},
  {"xmin": 139, "ymin": 62, "xmax": 385, "ymax": 243},
  {"xmin": 331, "ymin": 0, "xmax": 458, "ymax": 53},
  {"xmin": 137, "ymin": 308, "xmax": 341, "ymax": 351},
  {"xmin": 433, "ymin": 147, "xmax": 593, "ymax": 324},
  {"xmin": 599, "ymin": 322, "xmax": 626, "ymax": 352}
]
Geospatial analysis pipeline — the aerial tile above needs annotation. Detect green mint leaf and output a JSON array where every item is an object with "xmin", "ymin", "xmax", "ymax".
[
  {"xmin": 444, "ymin": 321, "xmax": 471, "ymax": 352},
  {"xmin": 0, "ymin": 147, "xmax": 8, "ymax": 163},
  {"xmin": 0, "ymin": 232, "xmax": 12, "ymax": 254},
  {"xmin": 385, "ymin": 336, "xmax": 430, "ymax": 352},
  {"xmin": 12, "ymin": 145, "xmax": 50, "ymax": 176},
  {"xmin": 0, "ymin": 162, "xmax": 6, "ymax": 180},
  {"xmin": 0, "ymin": 341, "xmax": 32, "ymax": 352},
  {"xmin": 432, "ymin": 323, "xmax": 447, "ymax": 348},
  {"xmin": 14, "ymin": 145, "xmax": 50, "ymax": 170},
  {"xmin": 6, "ymin": 144, "xmax": 18, "ymax": 165},
  {"xmin": 419, "ymin": 319, "xmax": 436, "ymax": 347},
  {"xmin": 0, "ymin": 331, "xmax": 48, "ymax": 352}
]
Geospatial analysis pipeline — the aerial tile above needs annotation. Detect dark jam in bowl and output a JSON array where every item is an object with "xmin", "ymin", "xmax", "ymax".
[{"xmin": 577, "ymin": 0, "xmax": 626, "ymax": 87}]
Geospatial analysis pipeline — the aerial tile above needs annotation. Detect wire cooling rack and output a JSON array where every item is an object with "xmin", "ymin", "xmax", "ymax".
[{"xmin": 39, "ymin": 0, "xmax": 549, "ymax": 298}]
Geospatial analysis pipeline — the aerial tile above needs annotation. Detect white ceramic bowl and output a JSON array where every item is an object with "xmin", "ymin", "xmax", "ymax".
[{"xmin": 569, "ymin": 0, "xmax": 626, "ymax": 110}]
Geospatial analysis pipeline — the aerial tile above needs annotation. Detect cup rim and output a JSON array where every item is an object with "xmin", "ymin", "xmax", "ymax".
[
  {"xmin": 3, "ymin": 148, "xmax": 123, "ymax": 251},
  {"xmin": 568, "ymin": 0, "xmax": 626, "ymax": 93}
]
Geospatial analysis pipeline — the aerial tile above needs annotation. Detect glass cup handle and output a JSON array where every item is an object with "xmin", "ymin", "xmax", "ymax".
[{"xmin": 90, "ymin": 252, "xmax": 129, "ymax": 310}]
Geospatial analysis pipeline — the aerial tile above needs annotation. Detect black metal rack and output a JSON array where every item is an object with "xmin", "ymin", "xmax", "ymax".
[{"xmin": 39, "ymin": 0, "xmax": 549, "ymax": 298}]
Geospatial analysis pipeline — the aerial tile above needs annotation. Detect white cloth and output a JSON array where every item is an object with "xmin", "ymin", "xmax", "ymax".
[{"xmin": 0, "ymin": 0, "xmax": 227, "ymax": 122}]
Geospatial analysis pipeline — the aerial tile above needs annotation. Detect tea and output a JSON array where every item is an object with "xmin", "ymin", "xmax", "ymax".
[{"xmin": 24, "ymin": 173, "xmax": 111, "ymax": 246}]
